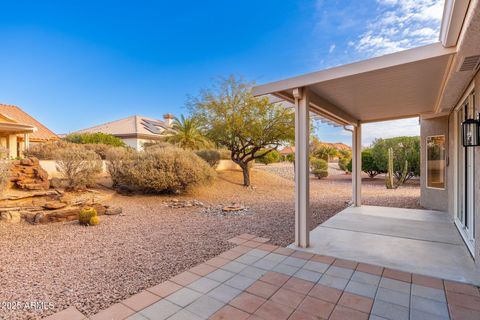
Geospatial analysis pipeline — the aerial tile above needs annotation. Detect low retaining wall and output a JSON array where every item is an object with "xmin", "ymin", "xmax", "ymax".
[
  {"xmin": 39, "ymin": 160, "xmax": 109, "ymax": 179},
  {"xmin": 216, "ymin": 160, "xmax": 241, "ymax": 171},
  {"xmin": 39, "ymin": 159, "xmax": 240, "ymax": 179}
]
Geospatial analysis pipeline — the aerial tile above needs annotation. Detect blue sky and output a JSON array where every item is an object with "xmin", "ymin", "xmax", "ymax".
[{"xmin": 0, "ymin": 0, "xmax": 443, "ymax": 145}]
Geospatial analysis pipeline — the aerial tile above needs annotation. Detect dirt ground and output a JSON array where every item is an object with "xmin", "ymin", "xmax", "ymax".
[{"xmin": 0, "ymin": 166, "xmax": 420, "ymax": 319}]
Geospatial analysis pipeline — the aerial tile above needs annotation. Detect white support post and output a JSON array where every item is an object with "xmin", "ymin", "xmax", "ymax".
[
  {"xmin": 293, "ymin": 87, "xmax": 310, "ymax": 248},
  {"xmin": 352, "ymin": 123, "xmax": 362, "ymax": 206}
]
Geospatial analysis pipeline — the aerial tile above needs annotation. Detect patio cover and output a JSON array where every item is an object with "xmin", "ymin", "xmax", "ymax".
[
  {"xmin": 252, "ymin": 42, "xmax": 456, "ymax": 125},
  {"xmin": 252, "ymin": 42, "xmax": 457, "ymax": 248}
]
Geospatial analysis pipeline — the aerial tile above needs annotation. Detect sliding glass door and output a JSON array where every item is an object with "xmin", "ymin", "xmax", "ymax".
[{"xmin": 456, "ymin": 92, "xmax": 475, "ymax": 253}]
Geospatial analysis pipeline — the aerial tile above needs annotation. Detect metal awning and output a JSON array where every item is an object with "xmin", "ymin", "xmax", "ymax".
[{"xmin": 253, "ymin": 43, "xmax": 456, "ymax": 125}]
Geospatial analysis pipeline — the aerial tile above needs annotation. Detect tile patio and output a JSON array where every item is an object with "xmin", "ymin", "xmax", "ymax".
[{"xmin": 45, "ymin": 234, "xmax": 480, "ymax": 320}]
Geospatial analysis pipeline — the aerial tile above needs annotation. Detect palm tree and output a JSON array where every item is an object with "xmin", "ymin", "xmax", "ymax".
[{"xmin": 166, "ymin": 115, "xmax": 211, "ymax": 150}]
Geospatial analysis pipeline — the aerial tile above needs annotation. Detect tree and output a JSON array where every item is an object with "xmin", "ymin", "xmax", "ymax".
[
  {"xmin": 256, "ymin": 149, "xmax": 281, "ymax": 165},
  {"xmin": 371, "ymin": 136, "xmax": 420, "ymax": 181},
  {"xmin": 361, "ymin": 148, "xmax": 381, "ymax": 178},
  {"xmin": 166, "ymin": 114, "xmax": 211, "ymax": 150},
  {"xmin": 190, "ymin": 76, "xmax": 295, "ymax": 186},
  {"xmin": 314, "ymin": 145, "xmax": 338, "ymax": 162}
]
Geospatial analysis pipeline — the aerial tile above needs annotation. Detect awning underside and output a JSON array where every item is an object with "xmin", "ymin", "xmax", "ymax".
[{"xmin": 254, "ymin": 43, "xmax": 456, "ymax": 125}]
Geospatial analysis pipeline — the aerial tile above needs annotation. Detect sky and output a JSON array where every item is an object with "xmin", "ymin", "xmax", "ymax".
[{"xmin": 0, "ymin": 0, "xmax": 444, "ymax": 146}]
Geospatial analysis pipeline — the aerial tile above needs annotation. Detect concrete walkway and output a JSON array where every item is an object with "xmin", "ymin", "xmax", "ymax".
[{"xmin": 291, "ymin": 206, "xmax": 480, "ymax": 286}]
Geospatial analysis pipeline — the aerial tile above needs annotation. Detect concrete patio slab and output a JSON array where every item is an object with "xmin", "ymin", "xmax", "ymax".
[{"xmin": 290, "ymin": 206, "xmax": 480, "ymax": 285}]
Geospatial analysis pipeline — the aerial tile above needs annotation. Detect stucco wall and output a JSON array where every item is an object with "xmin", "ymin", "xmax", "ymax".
[
  {"xmin": 420, "ymin": 116, "xmax": 449, "ymax": 212},
  {"xmin": 39, "ymin": 160, "xmax": 109, "ymax": 179}
]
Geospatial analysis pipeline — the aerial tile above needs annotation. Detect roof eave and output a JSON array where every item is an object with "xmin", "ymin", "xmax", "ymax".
[{"xmin": 252, "ymin": 43, "xmax": 456, "ymax": 97}]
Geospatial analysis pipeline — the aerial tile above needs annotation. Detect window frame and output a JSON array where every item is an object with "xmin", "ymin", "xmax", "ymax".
[{"xmin": 425, "ymin": 134, "xmax": 446, "ymax": 190}]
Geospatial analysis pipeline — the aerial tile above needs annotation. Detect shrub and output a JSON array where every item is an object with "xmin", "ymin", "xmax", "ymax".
[
  {"xmin": 105, "ymin": 147, "xmax": 135, "ymax": 187},
  {"xmin": 107, "ymin": 147, "xmax": 215, "ymax": 193},
  {"xmin": 0, "ymin": 160, "xmax": 11, "ymax": 193},
  {"xmin": 285, "ymin": 153, "xmax": 295, "ymax": 163},
  {"xmin": 25, "ymin": 141, "xmax": 72, "ymax": 160},
  {"xmin": 25, "ymin": 140, "xmax": 116, "ymax": 160},
  {"xmin": 311, "ymin": 158, "xmax": 328, "ymax": 179},
  {"xmin": 195, "ymin": 149, "xmax": 221, "ymax": 168},
  {"xmin": 338, "ymin": 157, "xmax": 349, "ymax": 172},
  {"xmin": 256, "ymin": 149, "xmax": 281, "ymax": 165},
  {"xmin": 346, "ymin": 149, "xmax": 382, "ymax": 178},
  {"xmin": 79, "ymin": 207, "xmax": 98, "ymax": 226},
  {"xmin": 64, "ymin": 132, "xmax": 126, "ymax": 147},
  {"xmin": 142, "ymin": 141, "xmax": 172, "ymax": 150},
  {"xmin": 371, "ymin": 136, "xmax": 419, "ymax": 181},
  {"xmin": 54, "ymin": 147, "xmax": 103, "ymax": 190}
]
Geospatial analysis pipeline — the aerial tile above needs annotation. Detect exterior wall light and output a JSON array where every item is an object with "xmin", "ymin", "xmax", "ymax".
[{"xmin": 462, "ymin": 113, "xmax": 480, "ymax": 147}]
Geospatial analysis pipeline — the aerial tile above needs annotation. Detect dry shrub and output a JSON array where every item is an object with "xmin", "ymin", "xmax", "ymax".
[
  {"xmin": 195, "ymin": 149, "xmax": 221, "ymax": 168},
  {"xmin": 54, "ymin": 147, "xmax": 103, "ymax": 190},
  {"xmin": 107, "ymin": 147, "xmax": 215, "ymax": 193},
  {"xmin": 25, "ymin": 141, "xmax": 72, "ymax": 160},
  {"xmin": 25, "ymin": 140, "xmax": 116, "ymax": 160},
  {"xmin": 0, "ymin": 160, "xmax": 11, "ymax": 193},
  {"xmin": 105, "ymin": 147, "xmax": 135, "ymax": 187},
  {"xmin": 0, "ymin": 146, "xmax": 12, "ymax": 193}
]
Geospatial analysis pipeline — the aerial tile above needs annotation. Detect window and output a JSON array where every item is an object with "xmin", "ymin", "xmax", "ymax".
[{"xmin": 426, "ymin": 135, "xmax": 446, "ymax": 189}]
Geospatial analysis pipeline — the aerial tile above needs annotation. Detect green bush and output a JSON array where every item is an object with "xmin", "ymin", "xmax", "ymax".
[
  {"xmin": 285, "ymin": 153, "xmax": 295, "ymax": 163},
  {"xmin": 106, "ymin": 147, "xmax": 215, "ymax": 194},
  {"xmin": 362, "ymin": 148, "xmax": 381, "ymax": 178},
  {"xmin": 256, "ymin": 149, "xmax": 281, "ymax": 165},
  {"xmin": 54, "ymin": 147, "xmax": 103, "ymax": 190},
  {"xmin": 195, "ymin": 149, "xmax": 221, "ymax": 168},
  {"xmin": 310, "ymin": 158, "xmax": 328, "ymax": 179},
  {"xmin": 79, "ymin": 207, "xmax": 98, "ymax": 226},
  {"xmin": 338, "ymin": 157, "xmax": 349, "ymax": 171},
  {"xmin": 64, "ymin": 132, "xmax": 126, "ymax": 147},
  {"xmin": 371, "ymin": 136, "xmax": 419, "ymax": 181}
]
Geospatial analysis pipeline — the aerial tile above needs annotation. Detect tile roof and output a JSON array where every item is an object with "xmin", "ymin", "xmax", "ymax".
[
  {"xmin": 73, "ymin": 115, "xmax": 169, "ymax": 137},
  {"xmin": 0, "ymin": 104, "xmax": 59, "ymax": 141}
]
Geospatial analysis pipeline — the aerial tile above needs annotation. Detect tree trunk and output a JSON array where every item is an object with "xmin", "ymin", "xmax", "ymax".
[{"xmin": 239, "ymin": 163, "xmax": 251, "ymax": 186}]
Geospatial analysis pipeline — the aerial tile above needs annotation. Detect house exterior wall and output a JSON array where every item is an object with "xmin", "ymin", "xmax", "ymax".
[{"xmin": 420, "ymin": 116, "xmax": 449, "ymax": 211}]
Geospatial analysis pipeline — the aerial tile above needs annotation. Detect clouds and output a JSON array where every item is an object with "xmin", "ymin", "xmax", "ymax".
[
  {"xmin": 315, "ymin": 117, "xmax": 419, "ymax": 146},
  {"xmin": 351, "ymin": 0, "xmax": 444, "ymax": 56},
  {"xmin": 328, "ymin": 44, "xmax": 336, "ymax": 53},
  {"xmin": 362, "ymin": 117, "xmax": 420, "ymax": 146}
]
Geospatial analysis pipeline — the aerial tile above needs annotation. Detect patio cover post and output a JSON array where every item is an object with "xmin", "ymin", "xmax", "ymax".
[
  {"xmin": 352, "ymin": 123, "xmax": 362, "ymax": 206},
  {"xmin": 294, "ymin": 87, "xmax": 310, "ymax": 248}
]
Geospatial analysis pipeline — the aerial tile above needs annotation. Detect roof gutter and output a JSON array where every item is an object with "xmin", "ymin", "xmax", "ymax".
[{"xmin": 440, "ymin": 0, "xmax": 470, "ymax": 47}]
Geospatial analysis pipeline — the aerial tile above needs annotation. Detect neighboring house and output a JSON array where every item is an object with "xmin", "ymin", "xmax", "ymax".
[
  {"xmin": 72, "ymin": 114, "xmax": 174, "ymax": 150},
  {"xmin": 253, "ymin": 0, "xmax": 480, "ymax": 272},
  {"xmin": 0, "ymin": 104, "xmax": 59, "ymax": 158}
]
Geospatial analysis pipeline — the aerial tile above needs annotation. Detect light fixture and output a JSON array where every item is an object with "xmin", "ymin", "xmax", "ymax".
[{"xmin": 462, "ymin": 113, "xmax": 480, "ymax": 147}]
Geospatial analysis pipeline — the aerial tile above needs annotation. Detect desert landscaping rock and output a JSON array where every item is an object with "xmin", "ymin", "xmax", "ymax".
[
  {"xmin": 43, "ymin": 201, "xmax": 68, "ymax": 210},
  {"xmin": 9, "ymin": 157, "xmax": 50, "ymax": 190},
  {"xmin": 0, "ymin": 168, "xmax": 420, "ymax": 319},
  {"xmin": 105, "ymin": 206, "xmax": 123, "ymax": 215}
]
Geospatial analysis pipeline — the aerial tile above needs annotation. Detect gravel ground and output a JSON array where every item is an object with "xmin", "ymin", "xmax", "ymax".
[{"xmin": 0, "ymin": 167, "xmax": 420, "ymax": 319}]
